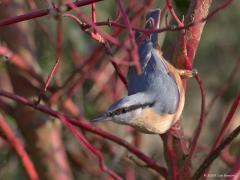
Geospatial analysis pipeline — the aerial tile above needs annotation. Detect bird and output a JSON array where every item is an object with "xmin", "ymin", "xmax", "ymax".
[{"xmin": 91, "ymin": 9, "xmax": 196, "ymax": 134}]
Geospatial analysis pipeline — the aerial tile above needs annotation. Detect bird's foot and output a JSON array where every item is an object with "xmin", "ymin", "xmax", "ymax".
[{"xmin": 177, "ymin": 69, "xmax": 198, "ymax": 79}]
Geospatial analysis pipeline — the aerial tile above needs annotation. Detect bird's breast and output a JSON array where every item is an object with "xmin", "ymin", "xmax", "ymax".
[{"xmin": 127, "ymin": 108, "xmax": 176, "ymax": 134}]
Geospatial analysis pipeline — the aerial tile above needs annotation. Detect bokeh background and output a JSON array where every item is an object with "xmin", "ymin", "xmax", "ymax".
[{"xmin": 0, "ymin": 0, "xmax": 239, "ymax": 179}]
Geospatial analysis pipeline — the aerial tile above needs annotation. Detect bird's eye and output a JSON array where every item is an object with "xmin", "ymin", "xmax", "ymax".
[{"xmin": 146, "ymin": 18, "xmax": 154, "ymax": 29}]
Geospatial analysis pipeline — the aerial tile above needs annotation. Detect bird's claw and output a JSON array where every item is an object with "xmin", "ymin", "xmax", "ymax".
[{"xmin": 177, "ymin": 68, "xmax": 198, "ymax": 79}]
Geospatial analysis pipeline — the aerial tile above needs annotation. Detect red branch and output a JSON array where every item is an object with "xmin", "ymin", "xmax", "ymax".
[
  {"xmin": 181, "ymin": 0, "xmax": 234, "ymax": 67},
  {"xmin": 115, "ymin": 0, "xmax": 141, "ymax": 74},
  {"xmin": 9, "ymin": 88, "xmax": 120, "ymax": 179},
  {"xmin": 36, "ymin": 57, "xmax": 61, "ymax": 104},
  {"xmin": 201, "ymin": 0, "xmax": 234, "ymax": 23},
  {"xmin": 110, "ymin": 59, "xmax": 128, "ymax": 89},
  {"xmin": 188, "ymin": 74, "xmax": 206, "ymax": 159},
  {"xmin": 63, "ymin": 14, "xmax": 128, "ymax": 89},
  {"xmin": 36, "ymin": 16, "xmax": 63, "ymax": 104},
  {"xmin": 161, "ymin": 134, "xmax": 178, "ymax": 179},
  {"xmin": 0, "ymin": 0, "xmax": 234, "ymax": 39},
  {"xmin": 63, "ymin": 13, "xmax": 105, "ymax": 43},
  {"xmin": 166, "ymin": 0, "xmax": 191, "ymax": 69},
  {"xmin": 44, "ymin": 58, "xmax": 60, "ymax": 92},
  {"xmin": 0, "ymin": 0, "xmax": 103, "ymax": 27},
  {"xmin": 91, "ymin": 1, "xmax": 96, "ymax": 34},
  {"xmin": 179, "ymin": 74, "xmax": 206, "ymax": 177},
  {"xmin": 63, "ymin": 13, "xmax": 128, "ymax": 89},
  {"xmin": 71, "ymin": 119, "xmax": 167, "ymax": 178},
  {"xmin": 0, "ymin": 89, "xmax": 168, "ymax": 178},
  {"xmin": 166, "ymin": 0, "xmax": 183, "ymax": 26},
  {"xmin": 66, "ymin": 1, "xmax": 120, "ymax": 46},
  {"xmin": 192, "ymin": 123, "xmax": 240, "ymax": 179},
  {"xmin": 54, "ymin": 112, "xmax": 121, "ymax": 179},
  {"xmin": 59, "ymin": 0, "xmax": 152, "ymax": 97},
  {"xmin": 0, "ymin": 114, "xmax": 38, "ymax": 180},
  {"xmin": 203, "ymin": 93, "xmax": 240, "ymax": 177}
]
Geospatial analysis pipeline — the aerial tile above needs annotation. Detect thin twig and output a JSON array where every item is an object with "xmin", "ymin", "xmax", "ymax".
[
  {"xmin": 36, "ymin": 57, "xmax": 60, "ymax": 104},
  {"xmin": 66, "ymin": 1, "xmax": 120, "ymax": 46},
  {"xmin": 180, "ymin": 74, "xmax": 206, "ymax": 177},
  {"xmin": 0, "ymin": 114, "xmax": 38, "ymax": 180},
  {"xmin": 115, "ymin": 0, "xmax": 141, "ymax": 74},
  {"xmin": 188, "ymin": 74, "xmax": 206, "ymax": 159},
  {"xmin": 55, "ymin": 113, "xmax": 121, "ymax": 179},
  {"xmin": 0, "ymin": 0, "xmax": 234, "ymax": 39},
  {"xmin": 192, "ymin": 123, "xmax": 240, "ymax": 180},
  {"xmin": 110, "ymin": 59, "xmax": 128, "ymax": 89},
  {"xmin": 161, "ymin": 134, "xmax": 178, "ymax": 180},
  {"xmin": 63, "ymin": 14, "xmax": 128, "ymax": 89},
  {"xmin": 63, "ymin": 13, "xmax": 105, "ymax": 43},
  {"xmin": 91, "ymin": 1, "xmax": 96, "ymax": 34},
  {"xmin": 0, "ymin": 0, "xmax": 103, "ymax": 27},
  {"xmin": 203, "ymin": 93, "xmax": 240, "ymax": 177}
]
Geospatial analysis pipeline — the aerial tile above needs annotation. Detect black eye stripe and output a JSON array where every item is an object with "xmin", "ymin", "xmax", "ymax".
[{"xmin": 107, "ymin": 102, "xmax": 155, "ymax": 117}]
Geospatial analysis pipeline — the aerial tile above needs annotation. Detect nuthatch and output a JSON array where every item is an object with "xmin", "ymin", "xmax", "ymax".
[{"xmin": 92, "ymin": 9, "xmax": 195, "ymax": 134}]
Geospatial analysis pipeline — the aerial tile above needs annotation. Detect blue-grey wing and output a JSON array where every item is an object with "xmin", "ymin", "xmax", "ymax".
[
  {"xmin": 142, "ymin": 49, "xmax": 179, "ymax": 114},
  {"xmin": 127, "ymin": 8, "xmax": 179, "ymax": 115},
  {"xmin": 128, "ymin": 9, "xmax": 161, "ymax": 94},
  {"xmin": 128, "ymin": 45, "xmax": 179, "ymax": 114},
  {"xmin": 128, "ymin": 42, "xmax": 152, "ymax": 95}
]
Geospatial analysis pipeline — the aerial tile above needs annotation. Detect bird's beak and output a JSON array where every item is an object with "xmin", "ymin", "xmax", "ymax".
[{"xmin": 90, "ymin": 114, "xmax": 111, "ymax": 123}]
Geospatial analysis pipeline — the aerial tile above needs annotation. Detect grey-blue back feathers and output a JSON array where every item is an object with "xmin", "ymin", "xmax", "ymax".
[
  {"xmin": 92, "ymin": 9, "xmax": 179, "ymax": 123},
  {"xmin": 128, "ymin": 9, "xmax": 179, "ymax": 114}
]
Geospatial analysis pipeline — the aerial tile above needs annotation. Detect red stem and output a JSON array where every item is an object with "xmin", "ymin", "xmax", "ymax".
[
  {"xmin": 0, "ymin": 0, "xmax": 103, "ymax": 27},
  {"xmin": 115, "ymin": 0, "xmax": 141, "ymax": 74},
  {"xmin": 110, "ymin": 59, "xmax": 128, "ymax": 89},
  {"xmin": 44, "ymin": 58, "xmax": 60, "ymax": 92},
  {"xmin": 0, "ymin": 114, "xmax": 38, "ymax": 180},
  {"xmin": 63, "ymin": 13, "xmax": 128, "ymax": 89},
  {"xmin": 188, "ymin": 74, "xmax": 206, "ymax": 159},
  {"xmin": 66, "ymin": 1, "xmax": 120, "ymax": 46},
  {"xmin": 0, "ymin": 0, "xmax": 234, "ymax": 37},
  {"xmin": 192, "ymin": 123, "xmax": 240, "ymax": 179},
  {"xmin": 203, "ymin": 93, "xmax": 240, "ymax": 177},
  {"xmin": 213, "ymin": 94, "xmax": 240, "ymax": 145},
  {"xmin": 56, "ymin": 113, "xmax": 121, "ymax": 179},
  {"xmin": 62, "ymin": 0, "xmax": 149, "ymax": 98},
  {"xmin": 166, "ymin": 0, "xmax": 183, "ymax": 27},
  {"xmin": 63, "ymin": 13, "xmax": 105, "ymax": 43},
  {"xmin": 91, "ymin": 1, "xmax": 96, "ymax": 34},
  {"xmin": 36, "ymin": 57, "xmax": 61, "ymax": 104},
  {"xmin": 36, "ymin": 17, "xmax": 63, "ymax": 103},
  {"xmin": 161, "ymin": 134, "xmax": 178, "ymax": 179},
  {"xmin": 166, "ymin": 0, "xmax": 191, "ymax": 69}
]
